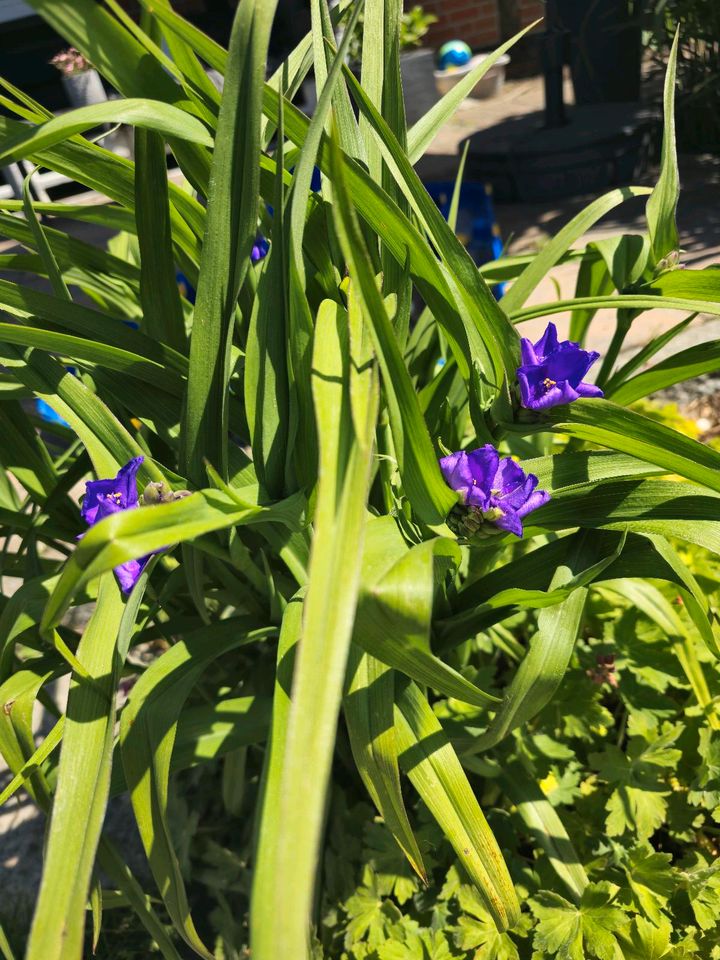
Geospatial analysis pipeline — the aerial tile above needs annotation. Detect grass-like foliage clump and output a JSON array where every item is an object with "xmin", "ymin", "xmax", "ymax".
[{"xmin": 0, "ymin": 2, "xmax": 719, "ymax": 958}]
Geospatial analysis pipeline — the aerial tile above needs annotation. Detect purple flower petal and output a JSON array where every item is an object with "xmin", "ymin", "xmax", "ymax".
[
  {"xmin": 439, "ymin": 450, "xmax": 473, "ymax": 490},
  {"xmin": 80, "ymin": 456, "xmax": 158, "ymax": 594},
  {"xmin": 516, "ymin": 487, "xmax": 551, "ymax": 518},
  {"xmin": 113, "ymin": 456, "xmax": 144, "ymax": 507},
  {"xmin": 544, "ymin": 347, "xmax": 599, "ymax": 385},
  {"xmin": 493, "ymin": 510, "xmax": 524, "ymax": 537},
  {"xmin": 440, "ymin": 446, "xmax": 499, "ymax": 507},
  {"xmin": 465, "ymin": 445, "xmax": 500, "ymax": 489},
  {"xmin": 81, "ymin": 477, "xmax": 121, "ymax": 525},
  {"xmin": 532, "ymin": 321, "xmax": 560, "ymax": 362},
  {"xmin": 575, "ymin": 382, "xmax": 604, "ymax": 399},
  {"xmin": 492, "ymin": 456, "xmax": 526, "ymax": 497},
  {"xmin": 251, "ymin": 234, "xmax": 269, "ymax": 264},
  {"xmin": 518, "ymin": 367, "xmax": 581, "ymax": 409},
  {"xmin": 520, "ymin": 337, "xmax": 539, "ymax": 366},
  {"xmin": 439, "ymin": 445, "xmax": 550, "ymax": 539},
  {"xmin": 114, "ymin": 556, "xmax": 148, "ymax": 594},
  {"xmin": 83, "ymin": 456, "xmax": 144, "ymax": 523},
  {"xmin": 517, "ymin": 322, "xmax": 602, "ymax": 411},
  {"xmin": 497, "ymin": 471, "xmax": 538, "ymax": 510}
]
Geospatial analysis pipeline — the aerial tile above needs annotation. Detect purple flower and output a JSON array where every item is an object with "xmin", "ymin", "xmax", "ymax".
[
  {"xmin": 440, "ymin": 445, "xmax": 550, "ymax": 538},
  {"xmin": 517, "ymin": 322, "xmax": 603, "ymax": 410},
  {"xmin": 251, "ymin": 235, "xmax": 269, "ymax": 264},
  {"xmin": 80, "ymin": 456, "xmax": 151, "ymax": 593}
]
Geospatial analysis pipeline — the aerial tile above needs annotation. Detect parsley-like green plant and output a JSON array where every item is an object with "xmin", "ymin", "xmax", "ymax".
[{"xmin": 0, "ymin": 3, "xmax": 718, "ymax": 959}]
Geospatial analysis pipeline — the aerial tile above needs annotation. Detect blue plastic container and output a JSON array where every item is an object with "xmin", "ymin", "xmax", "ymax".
[{"xmin": 423, "ymin": 180, "xmax": 505, "ymax": 298}]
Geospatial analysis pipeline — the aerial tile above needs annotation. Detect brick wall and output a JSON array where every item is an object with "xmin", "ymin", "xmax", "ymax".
[
  {"xmin": 421, "ymin": 0, "xmax": 501, "ymax": 50},
  {"xmin": 420, "ymin": 0, "xmax": 545, "ymax": 51},
  {"xmin": 517, "ymin": 0, "xmax": 545, "ymax": 28}
]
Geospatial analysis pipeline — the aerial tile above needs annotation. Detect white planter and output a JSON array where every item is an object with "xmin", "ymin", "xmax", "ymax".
[
  {"xmin": 61, "ymin": 69, "xmax": 107, "ymax": 108},
  {"xmin": 400, "ymin": 48, "xmax": 438, "ymax": 125},
  {"xmin": 434, "ymin": 53, "xmax": 510, "ymax": 100}
]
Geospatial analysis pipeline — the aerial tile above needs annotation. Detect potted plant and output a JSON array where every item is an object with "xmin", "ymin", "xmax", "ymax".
[{"xmin": 50, "ymin": 46, "xmax": 107, "ymax": 107}]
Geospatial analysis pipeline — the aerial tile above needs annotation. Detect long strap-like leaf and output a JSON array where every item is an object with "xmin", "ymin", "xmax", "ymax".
[
  {"xmin": 26, "ymin": 575, "xmax": 124, "ymax": 960},
  {"xmin": 251, "ymin": 294, "xmax": 378, "ymax": 958},
  {"xmin": 395, "ymin": 679, "xmax": 520, "ymax": 931},
  {"xmin": 182, "ymin": 0, "xmax": 278, "ymax": 486}
]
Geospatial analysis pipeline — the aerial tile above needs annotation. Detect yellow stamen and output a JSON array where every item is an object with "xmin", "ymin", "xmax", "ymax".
[{"xmin": 543, "ymin": 377, "xmax": 556, "ymax": 390}]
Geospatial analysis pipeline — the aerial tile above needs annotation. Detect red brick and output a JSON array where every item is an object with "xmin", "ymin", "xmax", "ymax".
[{"xmin": 423, "ymin": 0, "xmax": 501, "ymax": 49}]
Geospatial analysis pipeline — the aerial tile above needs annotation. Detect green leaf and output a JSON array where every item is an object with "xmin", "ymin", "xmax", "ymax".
[
  {"xmin": 134, "ymin": 126, "xmax": 187, "ymax": 353},
  {"xmin": 499, "ymin": 763, "xmax": 587, "ymax": 903},
  {"xmin": 262, "ymin": 87, "xmax": 489, "ymax": 388},
  {"xmin": 282, "ymin": 0, "xmax": 365, "ymax": 490},
  {"xmin": 622, "ymin": 845, "xmax": 676, "ymax": 926},
  {"xmin": 618, "ymin": 916, "xmax": 672, "ymax": 960},
  {"xmin": 0, "ymin": 715, "xmax": 64, "ymax": 808},
  {"xmin": 0, "ymin": 344, "xmax": 154, "ymax": 480},
  {"xmin": 97, "ymin": 838, "xmax": 184, "ymax": 960},
  {"xmin": 0, "ymin": 321, "xmax": 184, "ymax": 395},
  {"xmin": 139, "ymin": 0, "xmax": 221, "ymax": 114},
  {"xmin": 0, "ymin": 99, "xmax": 212, "ymax": 165},
  {"xmin": 517, "ymin": 398, "xmax": 720, "ymax": 496},
  {"xmin": 453, "ymin": 885, "xmax": 520, "ymax": 959},
  {"xmin": 311, "ymin": 0, "xmax": 363, "ymax": 162},
  {"xmin": 604, "ymin": 312, "xmax": 696, "ymax": 393},
  {"xmin": 590, "ymin": 725, "xmax": 682, "ymax": 840},
  {"xmin": 25, "ymin": 0, "xmax": 212, "ymax": 191},
  {"xmin": 395, "ymin": 679, "xmax": 520, "ymax": 932},
  {"xmin": 501, "ymin": 189, "xmax": 651, "ymax": 315},
  {"xmin": 354, "ymin": 518, "xmax": 496, "ymax": 705},
  {"xmin": 0, "ymin": 276, "xmax": 186, "ymax": 372},
  {"xmin": 121, "ymin": 619, "xmax": 271, "ymax": 957},
  {"xmin": 0, "ymin": 659, "xmax": 57, "ymax": 806},
  {"xmin": 40, "ymin": 487, "xmax": 303, "ymax": 633},
  {"xmin": 0, "ymin": 923, "xmax": 16, "ymax": 960},
  {"xmin": 327, "ymin": 125, "xmax": 456, "ymax": 524},
  {"xmin": 609, "ymin": 337, "xmax": 720, "ymax": 405},
  {"xmin": 25, "ymin": 575, "xmax": 125, "ymax": 960},
  {"xmin": 344, "ymin": 648, "xmax": 427, "ymax": 882},
  {"xmin": 642, "ymin": 265, "xmax": 720, "ymax": 302},
  {"xmin": 250, "ymin": 597, "xmax": 302, "ymax": 932},
  {"xmin": 510, "ymin": 292, "xmax": 720, "ymax": 324},
  {"xmin": 682, "ymin": 857, "xmax": 720, "ymax": 931},
  {"xmin": 645, "ymin": 29, "xmax": 680, "ymax": 264},
  {"xmin": 530, "ymin": 882, "xmax": 629, "ymax": 960},
  {"xmin": 471, "ymin": 531, "xmax": 624, "ymax": 750},
  {"xmin": 601, "ymin": 578, "xmax": 719, "ymax": 714},
  {"xmin": 251, "ymin": 264, "xmax": 377, "ymax": 960},
  {"xmin": 568, "ymin": 249, "xmax": 615, "ymax": 344},
  {"xmin": 343, "ymin": 61, "xmax": 518, "ymax": 396},
  {"xmin": 182, "ymin": 0, "xmax": 278, "ymax": 485},
  {"xmin": 21, "ymin": 172, "xmax": 70, "ymax": 300},
  {"xmin": 244, "ymin": 113, "xmax": 290, "ymax": 498}
]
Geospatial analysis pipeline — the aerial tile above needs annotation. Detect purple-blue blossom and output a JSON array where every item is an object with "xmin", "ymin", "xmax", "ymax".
[
  {"xmin": 517, "ymin": 322, "xmax": 603, "ymax": 410},
  {"xmin": 439, "ymin": 445, "xmax": 550, "ymax": 539},
  {"xmin": 251, "ymin": 235, "xmax": 269, "ymax": 264},
  {"xmin": 80, "ymin": 456, "xmax": 151, "ymax": 593}
]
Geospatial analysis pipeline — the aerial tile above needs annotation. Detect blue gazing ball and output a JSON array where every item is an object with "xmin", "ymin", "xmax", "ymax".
[{"xmin": 437, "ymin": 41, "xmax": 472, "ymax": 71}]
